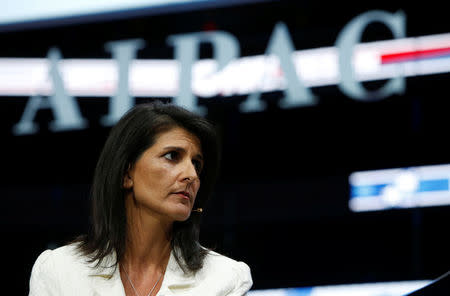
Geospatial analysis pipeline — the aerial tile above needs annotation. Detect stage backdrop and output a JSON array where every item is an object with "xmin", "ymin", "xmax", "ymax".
[{"xmin": 0, "ymin": 1, "xmax": 449, "ymax": 294}]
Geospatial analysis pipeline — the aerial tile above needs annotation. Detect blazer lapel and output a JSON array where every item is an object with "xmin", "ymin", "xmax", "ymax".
[
  {"xmin": 89, "ymin": 253, "xmax": 126, "ymax": 296},
  {"xmin": 158, "ymin": 251, "xmax": 196, "ymax": 295}
]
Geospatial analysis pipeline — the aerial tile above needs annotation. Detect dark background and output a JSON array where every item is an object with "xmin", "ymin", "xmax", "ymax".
[{"xmin": 0, "ymin": 1, "xmax": 449, "ymax": 294}]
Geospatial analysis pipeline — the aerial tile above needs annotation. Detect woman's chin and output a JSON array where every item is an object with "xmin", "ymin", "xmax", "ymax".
[
  {"xmin": 172, "ymin": 213, "xmax": 191, "ymax": 222},
  {"xmin": 170, "ymin": 205, "xmax": 192, "ymax": 222}
]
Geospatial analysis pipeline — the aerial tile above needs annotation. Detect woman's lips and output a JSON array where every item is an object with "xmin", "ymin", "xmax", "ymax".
[{"xmin": 174, "ymin": 191, "xmax": 190, "ymax": 200}]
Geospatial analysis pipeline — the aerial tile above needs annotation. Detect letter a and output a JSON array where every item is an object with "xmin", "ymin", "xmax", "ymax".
[
  {"xmin": 12, "ymin": 48, "xmax": 87, "ymax": 135},
  {"xmin": 240, "ymin": 22, "xmax": 317, "ymax": 112}
]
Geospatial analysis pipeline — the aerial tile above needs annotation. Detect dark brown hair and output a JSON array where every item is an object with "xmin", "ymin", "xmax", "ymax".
[{"xmin": 74, "ymin": 102, "xmax": 220, "ymax": 273}]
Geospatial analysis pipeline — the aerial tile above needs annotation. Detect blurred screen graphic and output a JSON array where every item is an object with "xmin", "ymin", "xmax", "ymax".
[{"xmin": 349, "ymin": 164, "xmax": 450, "ymax": 212}]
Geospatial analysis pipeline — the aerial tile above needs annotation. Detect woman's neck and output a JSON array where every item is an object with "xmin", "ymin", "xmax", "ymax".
[{"xmin": 123, "ymin": 200, "xmax": 173, "ymax": 272}]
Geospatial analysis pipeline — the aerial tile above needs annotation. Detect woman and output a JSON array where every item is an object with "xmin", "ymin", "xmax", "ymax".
[{"xmin": 29, "ymin": 103, "xmax": 252, "ymax": 295}]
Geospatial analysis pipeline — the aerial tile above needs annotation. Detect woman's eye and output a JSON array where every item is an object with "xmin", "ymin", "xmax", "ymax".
[{"xmin": 163, "ymin": 151, "xmax": 178, "ymax": 160}]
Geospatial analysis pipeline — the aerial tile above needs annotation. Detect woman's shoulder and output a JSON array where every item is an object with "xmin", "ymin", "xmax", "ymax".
[
  {"xmin": 33, "ymin": 244, "xmax": 86, "ymax": 270},
  {"xmin": 203, "ymin": 250, "xmax": 251, "ymax": 274},
  {"xmin": 29, "ymin": 244, "xmax": 93, "ymax": 295},
  {"xmin": 195, "ymin": 250, "xmax": 253, "ymax": 294},
  {"xmin": 30, "ymin": 244, "xmax": 94, "ymax": 283}
]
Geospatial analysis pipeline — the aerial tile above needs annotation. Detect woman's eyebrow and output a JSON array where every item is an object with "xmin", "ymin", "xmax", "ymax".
[{"xmin": 162, "ymin": 146, "xmax": 184, "ymax": 152}]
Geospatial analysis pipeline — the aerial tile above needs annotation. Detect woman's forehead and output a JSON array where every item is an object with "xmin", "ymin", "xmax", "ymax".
[{"xmin": 154, "ymin": 127, "xmax": 202, "ymax": 152}]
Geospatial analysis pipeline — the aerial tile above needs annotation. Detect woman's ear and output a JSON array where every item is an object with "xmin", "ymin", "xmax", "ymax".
[{"xmin": 123, "ymin": 165, "xmax": 134, "ymax": 189}]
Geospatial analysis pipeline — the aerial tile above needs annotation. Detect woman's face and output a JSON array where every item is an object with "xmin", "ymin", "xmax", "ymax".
[{"xmin": 124, "ymin": 126, "xmax": 204, "ymax": 222}]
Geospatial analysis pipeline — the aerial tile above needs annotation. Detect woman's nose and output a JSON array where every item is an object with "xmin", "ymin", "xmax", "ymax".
[{"xmin": 180, "ymin": 160, "xmax": 199, "ymax": 183}]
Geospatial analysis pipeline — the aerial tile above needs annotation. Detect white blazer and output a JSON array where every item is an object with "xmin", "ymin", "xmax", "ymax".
[{"xmin": 29, "ymin": 244, "xmax": 252, "ymax": 296}]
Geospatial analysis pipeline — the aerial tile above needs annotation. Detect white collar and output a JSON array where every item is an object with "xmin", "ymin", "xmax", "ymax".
[{"xmin": 89, "ymin": 250, "xmax": 196, "ymax": 295}]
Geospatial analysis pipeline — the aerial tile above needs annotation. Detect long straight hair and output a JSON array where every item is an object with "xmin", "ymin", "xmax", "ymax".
[{"xmin": 74, "ymin": 102, "xmax": 220, "ymax": 273}]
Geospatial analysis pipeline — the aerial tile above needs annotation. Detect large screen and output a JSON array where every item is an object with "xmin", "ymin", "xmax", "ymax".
[{"xmin": 0, "ymin": 0, "xmax": 269, "ymax": 31}]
